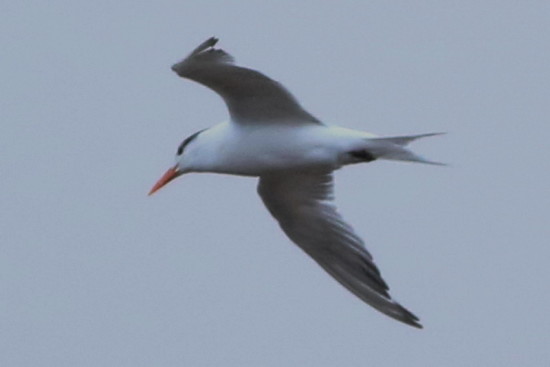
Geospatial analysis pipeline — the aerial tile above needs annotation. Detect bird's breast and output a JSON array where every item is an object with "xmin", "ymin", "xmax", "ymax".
[
  {"xmin": 204, "ymin": 124, "xmax": 344, "ymax": 176},
  {"xmin": 193, "ymin": 123, "xmax": 371, "ymax": 176}
]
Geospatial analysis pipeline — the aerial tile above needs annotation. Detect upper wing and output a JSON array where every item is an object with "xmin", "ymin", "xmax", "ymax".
[
  {"xmin": 171, "ymin": 37, "xmax": 320, "ymax": 125},
  {"xmin": 257, "ymin": 173, "xmax": 422, "ymax": 328}
]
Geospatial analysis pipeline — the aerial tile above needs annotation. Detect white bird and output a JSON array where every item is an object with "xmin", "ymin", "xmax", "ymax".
[{"xmin": 150, "ymin": 37, "xmax": 442, "ymax": 328}]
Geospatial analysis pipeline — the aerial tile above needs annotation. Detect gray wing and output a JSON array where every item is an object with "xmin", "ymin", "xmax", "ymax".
[
  {"xmin": 257, "ymin": 173, "xmax": 422, "ymax": 328},
  {"xmin": 171, "ymin": 37, "xmax": 320, "ymax": 125}
]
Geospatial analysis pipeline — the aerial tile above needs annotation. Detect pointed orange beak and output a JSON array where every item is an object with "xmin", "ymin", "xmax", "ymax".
[{"xmin": 148, "ymin": 166, "xmax": 181, "ymax": 196}]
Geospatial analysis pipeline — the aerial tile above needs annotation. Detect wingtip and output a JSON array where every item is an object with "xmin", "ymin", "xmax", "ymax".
[
  {"xmin": 410, "ymin": 321, "xmax": 424, "ymax": 329},
  {"xmin": 172, "ymin": 36, "xmax": 222, "ymax": 75},
  {"xmin": 396, "ymin": 304, "xmax": 423, "ymax": 329},
  {"xmin": 379, "ymin": 299, "xmax": 423, "ymax": 328},
  {"xmin": 189, "ymin": 36, "xmax": 219, "ymax": 57},
  {"xmin": 203, "ymin": 36, "xmax": 219, "ymax": 49}
]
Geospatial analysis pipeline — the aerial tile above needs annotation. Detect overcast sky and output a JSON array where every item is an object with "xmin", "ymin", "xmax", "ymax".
[{"xmin": 2, "ymin": 1, "xmax": 550, "ymax": 366}]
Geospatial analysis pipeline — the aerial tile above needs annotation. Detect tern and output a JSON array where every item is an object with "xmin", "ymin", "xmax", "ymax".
[{"xmin": 149, "ymin": 37, "xmax": 442, "ymax": 328}]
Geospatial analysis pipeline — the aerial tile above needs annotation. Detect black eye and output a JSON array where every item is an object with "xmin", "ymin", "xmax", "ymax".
[
  {"xmin": 176, "ymin": 129, "xmax": 206, "ymax": 156},
  {"xmin": 176, "ymin": 143, "xmax": 185, "ymax": 156}
]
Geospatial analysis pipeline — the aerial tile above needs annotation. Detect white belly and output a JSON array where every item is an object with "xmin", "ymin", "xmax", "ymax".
[{"xmin": 187, "ymin": 122, "xmax": 373, "ymax": 176}]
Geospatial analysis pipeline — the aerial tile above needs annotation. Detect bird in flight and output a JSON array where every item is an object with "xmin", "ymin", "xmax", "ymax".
[{"xmin": 149, "ymin": 37, "xmax": 442, "ymax": 328}]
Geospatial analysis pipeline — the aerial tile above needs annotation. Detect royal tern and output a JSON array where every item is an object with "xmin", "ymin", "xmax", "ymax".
[{"xmin": 150, "ymin": 37, "xmax": 442, "ymax": 328}]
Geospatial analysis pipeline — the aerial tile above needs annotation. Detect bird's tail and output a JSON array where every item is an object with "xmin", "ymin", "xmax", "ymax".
[{"xmin": 365, "ymin": 132, "xmax": 445, "ymax": 165}]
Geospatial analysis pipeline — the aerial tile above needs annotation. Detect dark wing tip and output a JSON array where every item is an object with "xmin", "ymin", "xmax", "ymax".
[
  {"xmin": 395, "ymin": 303, "xmax": 423, "ymax": 329},
  {"xmin": 171, "ymin": 36, "xmax": 234, "ymax": 76},
  {"xmin": 190, "ymin": 37, "xmax": 219, "ymax": 56}
]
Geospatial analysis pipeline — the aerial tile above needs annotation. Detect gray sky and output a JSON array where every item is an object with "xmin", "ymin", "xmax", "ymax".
[{"xmin": 2, "ymin": 1, "xmax": 550, "ymax": 366}]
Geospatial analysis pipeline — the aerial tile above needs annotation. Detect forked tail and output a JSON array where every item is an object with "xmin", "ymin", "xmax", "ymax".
[{"xmin": 366, "ymin": 133, "xmax": 445, "ymax": 165}]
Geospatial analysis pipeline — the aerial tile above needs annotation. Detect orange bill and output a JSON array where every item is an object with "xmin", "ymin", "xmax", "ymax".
[{"xmin": 148, "ymin": 167, "xmax": 180, "ymax": 196}]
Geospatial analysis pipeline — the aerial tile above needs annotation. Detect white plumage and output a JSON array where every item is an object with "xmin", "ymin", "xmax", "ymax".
[{"xmin": 150, "ymin": 37, "xmax": 443, "ymax": 328}]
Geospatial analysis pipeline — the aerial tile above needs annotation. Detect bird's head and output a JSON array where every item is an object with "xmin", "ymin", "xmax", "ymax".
[{"xmin": 148, "ymin": 129, "xmax": 205, "ymax": 195}]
